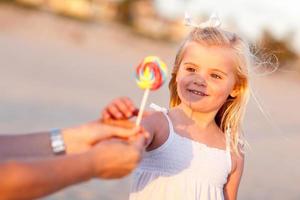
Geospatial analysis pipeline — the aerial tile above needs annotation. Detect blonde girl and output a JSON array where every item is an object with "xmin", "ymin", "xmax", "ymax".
[{"xmin": 103, "ymin": 24, "xmax": 252, "ymax": 200}]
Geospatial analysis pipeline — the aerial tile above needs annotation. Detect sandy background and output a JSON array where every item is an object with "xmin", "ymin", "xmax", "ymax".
[{"xmin": 0, "ymin": 4, "xmax": 299, "ymax": 200}]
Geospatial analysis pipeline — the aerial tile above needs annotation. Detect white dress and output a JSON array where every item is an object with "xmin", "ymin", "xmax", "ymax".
[{"xmin": 129, "ymin": 105, "xmax": 232, "ymax": 200}]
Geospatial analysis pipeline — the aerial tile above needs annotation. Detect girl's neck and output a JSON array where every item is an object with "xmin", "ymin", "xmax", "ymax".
[{"xmin": 176, "ymin": 103, "xmax": 218, "ymax": 130}]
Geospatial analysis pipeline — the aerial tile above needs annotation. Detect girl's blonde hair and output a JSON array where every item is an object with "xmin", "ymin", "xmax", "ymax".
[{"xmin": 169, "ymin": 27, "xmax": 251, "ymax": 155}]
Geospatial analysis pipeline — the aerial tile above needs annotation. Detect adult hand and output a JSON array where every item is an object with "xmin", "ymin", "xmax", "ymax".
[
  {"xmin": 62, "ymin": 120, "xmax": 145, "ymax": 154},
  {"xmin": 86, "ymin": 132, "xmax": 147, "ymax": 179}
]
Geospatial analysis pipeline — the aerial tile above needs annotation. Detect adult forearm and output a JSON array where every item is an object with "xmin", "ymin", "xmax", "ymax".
[
  {"xmin": 0, "ymin": 153, "xmax": 93, "ymax": 200},
  {"xmin": 0, "ymin": 132, "xmax": 53, "ymax": 161}
]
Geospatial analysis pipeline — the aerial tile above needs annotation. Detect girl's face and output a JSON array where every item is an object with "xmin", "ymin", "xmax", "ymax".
[{"xmin": 176, "ymin": 41, "xmax": 237, "ymax": 113}]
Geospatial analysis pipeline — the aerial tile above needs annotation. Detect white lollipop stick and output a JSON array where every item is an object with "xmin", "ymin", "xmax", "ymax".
[{"xmin": 135, "ymin": 88, "xmax": 150, "ymax": 126}]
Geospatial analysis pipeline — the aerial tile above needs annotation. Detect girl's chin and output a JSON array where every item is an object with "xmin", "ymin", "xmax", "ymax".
[
  {"xmin": 180, "ymin": 94, "xmax": 207, "ymax": 105},
  {"xmin": 181, "ymin": 101, "xmax": 213, "ymax": 113},
  {"xmin": 189, "ymin": 106, "xmax": 213, "ymax": 113},
  {"xmin": 181, "ymin": 99, "xmax": 224, "ymax": 112}
]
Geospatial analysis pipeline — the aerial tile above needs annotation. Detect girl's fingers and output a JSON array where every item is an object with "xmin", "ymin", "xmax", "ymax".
[
  {"xmin": 132, "ymin": 109, "xmax": 139, "ymax": 116},
  {"xmin": 101, "ymin": 109, "xmax": 111, "ymax": 120},
  {"xmin": 132, "ymin": 109, "xmax": 153, "ymax": 118},
  {"xmin": 101, "ymin": 97, "xmax": 151, "ymax": 120},
  {"xmin": 114, "ymin": 99, "xmax": 133, "ymax": 118},
  {"xmin": 121, "ymin": 97, "xmax": 136, "ymax": 112},
  {"xmin": 107, "ymin": 104, "xmax": 124, "ymax": 119}
]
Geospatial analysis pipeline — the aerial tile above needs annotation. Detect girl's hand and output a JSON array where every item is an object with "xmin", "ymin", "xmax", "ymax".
[
  {"xmin": 101, "ymin": 97, "xmax": 152, "ymax": 120},
  {"xmin": 102, "ymin": 97, "xmax": 137, "ymax": 120}
]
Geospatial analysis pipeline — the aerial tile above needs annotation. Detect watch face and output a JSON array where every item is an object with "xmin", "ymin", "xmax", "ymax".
[{"xmin": 50, "ymin": 129, "xmax": 66, "ymax": 155}]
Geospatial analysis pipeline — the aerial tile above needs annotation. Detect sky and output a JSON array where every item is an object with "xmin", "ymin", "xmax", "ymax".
[{"xmin": 154, "ymin": 0, "xmax": 300, "ymax": 53}]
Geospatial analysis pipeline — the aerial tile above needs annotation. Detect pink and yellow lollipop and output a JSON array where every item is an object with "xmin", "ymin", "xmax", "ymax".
[
  {"xmin": 135, "ymin": 56, "xmax": 168, "ymax": 125},
  {"xmin": 135, "ymin": 56, "xmax": 167, "ymax": 91}
]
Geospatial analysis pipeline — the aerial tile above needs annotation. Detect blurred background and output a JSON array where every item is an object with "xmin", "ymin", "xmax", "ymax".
[{"xmin": 0, "ymin": 0, "xmax": 299, "ymax": 199}]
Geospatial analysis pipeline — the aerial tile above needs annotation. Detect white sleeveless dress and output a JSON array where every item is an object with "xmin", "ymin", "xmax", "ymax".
[{"xmin": 129, "ymin": 105, "xmax": 232, "ymax": 200}]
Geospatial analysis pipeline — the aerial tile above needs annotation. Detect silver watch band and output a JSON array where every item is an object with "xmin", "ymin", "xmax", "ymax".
[{"xmin": 50, "ymin": 129, "xmax": 66, "ymax": 155}]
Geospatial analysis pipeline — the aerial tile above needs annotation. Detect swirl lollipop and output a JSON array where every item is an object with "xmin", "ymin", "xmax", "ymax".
[{"xmin": 135, "ymin": 56, "xmax": 168, "ymax": 125}]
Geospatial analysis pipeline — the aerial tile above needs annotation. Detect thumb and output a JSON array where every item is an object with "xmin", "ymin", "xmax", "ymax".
[{"xmin": 130, "ymin": 134, "xmax": 146, "ymax": 151}]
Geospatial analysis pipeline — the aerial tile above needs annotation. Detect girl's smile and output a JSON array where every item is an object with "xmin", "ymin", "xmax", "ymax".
[
  {"xmin": 186, "ymin": 88, "xmax": 209, "ymax": 97},
  {"xmin": 180, "ymin": 74, "xmax": 210, "ymax": 102}
]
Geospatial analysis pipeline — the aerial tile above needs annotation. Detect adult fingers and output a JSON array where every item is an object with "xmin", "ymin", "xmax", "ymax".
[{"xmin": 105, "ymin": 124, "xmax": 142, "ymax": 139}]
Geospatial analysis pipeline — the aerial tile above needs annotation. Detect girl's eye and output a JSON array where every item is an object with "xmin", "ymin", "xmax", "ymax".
[
  {"xmin": 211, "ymin": 74, "xmax": 222, "ymax": 79},
  {"xmin": 186, "ymin": 67, "xmax": 196, "ymax": 72}
]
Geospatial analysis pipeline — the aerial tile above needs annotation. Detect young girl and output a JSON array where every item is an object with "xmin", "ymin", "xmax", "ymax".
[{"xmin": 103, "ymin": 24, "xmax": 251, "ymax": 200}]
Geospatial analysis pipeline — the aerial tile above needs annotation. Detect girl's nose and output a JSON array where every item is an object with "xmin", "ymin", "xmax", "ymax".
[{"xmin": 192, "ymin": 74, "xmax": 207, "ymax": 87}]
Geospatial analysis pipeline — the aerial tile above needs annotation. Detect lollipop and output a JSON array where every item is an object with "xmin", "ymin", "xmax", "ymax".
[
  {"xmin": 135, "ymin": 56, "xmax": 167, "ymax": 90},
  {"xmin": 135, "ymin": 56, "xmax": 168, "ymax": 125}
]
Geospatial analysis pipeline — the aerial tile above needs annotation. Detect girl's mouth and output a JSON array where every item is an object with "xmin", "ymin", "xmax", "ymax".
[{"xmin": 187, "ymin": 89, "xmax": 209, "ymax": 96}]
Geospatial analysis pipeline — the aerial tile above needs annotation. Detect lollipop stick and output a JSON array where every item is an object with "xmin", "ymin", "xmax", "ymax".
[{"xmin": 136, "ymin": 88, "xmax": 150, "ymax": 126}]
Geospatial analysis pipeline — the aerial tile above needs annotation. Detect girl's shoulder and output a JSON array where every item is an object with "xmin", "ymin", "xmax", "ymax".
[{"xmin": 142, "ymin": 111, "xmax": 169, "ymax": 133}]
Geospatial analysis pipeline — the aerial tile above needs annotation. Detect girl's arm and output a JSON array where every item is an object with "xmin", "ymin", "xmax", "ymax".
[{"xmin": 224, "ymin": 152, "xmax": 245, "ymax": 200}]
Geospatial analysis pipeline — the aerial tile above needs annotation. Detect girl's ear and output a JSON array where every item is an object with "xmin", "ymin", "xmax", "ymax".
[
  {"xmin": 230, "ymin": 86, "xmax": 239, "ymax": 98},
  {"xmin": 175, "ymin": 73, "xmax": 179, "ymax": 83}
]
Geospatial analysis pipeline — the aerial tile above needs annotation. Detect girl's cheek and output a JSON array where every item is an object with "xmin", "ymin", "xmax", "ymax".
[
  {"xmin": 177, "ymin": 77, "xmax": 187, "ymax": 94},
  {"xmin": 177, "ymin": 77, "xmax": 191, "ymax": 100},
  {"xmin": 210, "ymin": 83, "xmax": 231, "ymax": 98}
]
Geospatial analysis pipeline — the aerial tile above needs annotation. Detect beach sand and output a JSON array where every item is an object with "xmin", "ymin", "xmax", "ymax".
[{"xmin": 0, "ymin": 4, "xmax": 299, "ymax": 200}]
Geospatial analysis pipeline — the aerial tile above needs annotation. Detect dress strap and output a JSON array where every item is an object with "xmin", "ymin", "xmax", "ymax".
[
  {"xmin": 149, "ymin": 103, "xmax": 168, "ymax": 113},
  {"xmin": 225, "ymin": 127, "xmax": 231, "ymax": 152},
  {"xmin": 225, "ymin": 126, "xmax": 232, "ymax": 173}
]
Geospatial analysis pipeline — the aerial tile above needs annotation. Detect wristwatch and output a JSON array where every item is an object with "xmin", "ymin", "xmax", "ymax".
[{"xmin": 50, "ymin": 129, "xmax": 66, "ymax": 155}]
